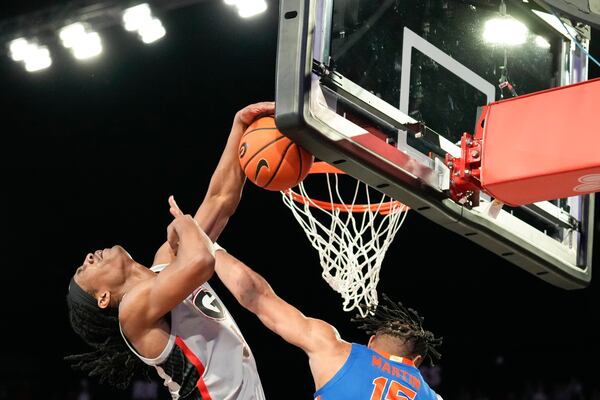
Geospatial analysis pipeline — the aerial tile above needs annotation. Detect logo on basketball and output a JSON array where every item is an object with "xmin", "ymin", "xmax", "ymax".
[
  {"xmin": 239, "ymin": 143, "xmax": 248, "ymax": 158},
  {"xmin": 254, "ymin": 159, "xmax": 270, "ymax": 181},
  {"xmin": 574, "ymin": 174, "xmax": 600, "ymax": 193},
  {"xmin": 193, "ymin": 289, "xmax": 226, "ymax": 320}
]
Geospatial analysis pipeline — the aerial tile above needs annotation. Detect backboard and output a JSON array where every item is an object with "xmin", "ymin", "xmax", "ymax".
[{"xmin": 275, "ymin": 0, "xmax": 594, "ymax": 288}]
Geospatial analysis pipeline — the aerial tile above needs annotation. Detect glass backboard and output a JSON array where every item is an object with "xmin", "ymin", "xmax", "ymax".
[{"xmin": 275, "ymin": 0, "xmax": 594, "ymax": 288}]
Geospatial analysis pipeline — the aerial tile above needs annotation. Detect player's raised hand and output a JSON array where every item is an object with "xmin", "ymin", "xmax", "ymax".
[
  {"xmin": 235, "ymin": 102, "xmax": 275, "ymax": 127},
  {"xmin": 166, "ymin": 196, "xmax": 193, "ymax": 254},
  {"xmin": 167, "ymin": 195, "xmax": 215, "ymax": 257},
  {"xmin": 169, "ymin": 195, "xmax": 184, "ymax": 218}
]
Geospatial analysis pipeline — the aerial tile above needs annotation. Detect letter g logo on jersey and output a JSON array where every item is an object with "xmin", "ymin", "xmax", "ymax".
[{"xmin": 193, "ymin": 289, "xmax": 226, "ymax": 320}]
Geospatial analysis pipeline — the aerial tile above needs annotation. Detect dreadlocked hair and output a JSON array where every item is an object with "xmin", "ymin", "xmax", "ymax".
[
  {"xmin": 65, "ymin": 295, "xmax": 152, "ymax": 389},
  {"xmin": 352, "ymin": 293, "xmax": 443, "ymax": 365}
]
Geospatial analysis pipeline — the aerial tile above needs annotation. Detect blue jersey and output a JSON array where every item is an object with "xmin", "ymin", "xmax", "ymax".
[{"xmin": 314, "ymin": 343, "xmax": 441, "ymax": 400}]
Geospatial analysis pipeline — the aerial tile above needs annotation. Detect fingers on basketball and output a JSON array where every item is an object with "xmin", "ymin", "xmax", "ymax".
[{"xmin": 239, "ymin": 116, "xmax": 314, "ymax": 191}]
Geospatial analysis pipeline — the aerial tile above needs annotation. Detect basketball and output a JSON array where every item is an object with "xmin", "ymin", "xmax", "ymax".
[{"xmin": 239, "ymin": 116, "xmax": 314, "ymax": 191}]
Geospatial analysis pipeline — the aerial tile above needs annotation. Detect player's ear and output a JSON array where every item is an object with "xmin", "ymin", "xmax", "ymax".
[
  {"xmin": 412, "ymin": 354, "xmax": 423, "ymax": 367},
  {"xmin": 367, "ymin": 335, "xmax": 376, "ymax": 349},
  {"xmin": 98, "ymin": 290, "xmax": 111, "ymax": 309}
]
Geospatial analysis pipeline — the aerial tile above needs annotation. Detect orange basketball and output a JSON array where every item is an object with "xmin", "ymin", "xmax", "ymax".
[{"xmin": 239, "ymin": 116, "xmax": 314, "ymax": 191}]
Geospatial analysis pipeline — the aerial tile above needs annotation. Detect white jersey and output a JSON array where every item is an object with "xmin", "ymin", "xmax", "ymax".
[{"xmin": 121, "ymin": 264, "xmax": 266, "ymax": 400}]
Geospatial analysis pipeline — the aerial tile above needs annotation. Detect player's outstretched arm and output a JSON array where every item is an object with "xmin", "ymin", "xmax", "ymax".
[
  {"xmin": 214, "ymin": 250, "xmax": 351, "ymax": 389},
  {"xmin": 193, "ymin": 102, "xmax": 275, "ymax": 241},
  {"xmin": 154, "ymin": 102, "xmax": 274, "ymax": 265}
]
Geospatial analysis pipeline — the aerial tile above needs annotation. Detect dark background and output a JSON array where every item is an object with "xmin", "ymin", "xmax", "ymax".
[{"xmin": 0, "ymin": 1, "xmax": 598, "ymax": 399}]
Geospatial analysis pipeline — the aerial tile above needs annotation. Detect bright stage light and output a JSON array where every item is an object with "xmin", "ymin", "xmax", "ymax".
[
  {"xmin": 483, "ymin": 17, "xmax": 529, "ymax": 46},
  {"xmin": 123, "ymin": 3, "xmax": 152, "ymax": 32},
  {"xmin": 123, "ymin": 4, "xmax": 166, "ymax": 44},
  {"xmin": 24, "ymin": 46, "xmax": 52, "ymax": 72},
  {"xmin": 139, "ymin": 19, "xmax": 166, "ymax": 44},
  {"xmin": 59, "ymin": 23, "xmax": 86, "ymax": 48},
  {"xmin": 72, "ymin": 32, "xmax": 103, "ymax": 60},
  {"xmin": 224, "ymin": 0, "xmax": 267, "ymax": 18},
  {"xmin": 9, "ymin": 38, "xmax": 52, "ymax": 72},
  {"xmin": 238, "ymin": 0, "xmax": 267, "ymax": 18},
  {"xmin": 9, "ymin": 38, "xmax": 30, "ymax": 62},
  {"xmin": 60, "ymin": 23, "xmax": 103, "ymax": 60}
]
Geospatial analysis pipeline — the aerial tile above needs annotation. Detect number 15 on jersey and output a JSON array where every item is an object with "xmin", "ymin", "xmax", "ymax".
[{"xmin": 371, "ymin": 377, "xmax": 417, "ymax": 400}]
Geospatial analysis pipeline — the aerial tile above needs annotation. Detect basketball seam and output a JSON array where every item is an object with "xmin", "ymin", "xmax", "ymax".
[
  {"xmin": 242, "ymin": 126, "xmax": 278, "ymax": 138},
  {"xmin": 242, "ymin": 115, "xmax": 275, "ymax": 136},
  {"xmin": 242, "ymin": 135, "xmax": 287, "ymax": 172},
  {"xmin": 264, "ymin": 141, "xmax": 295, "ymax": 189}
]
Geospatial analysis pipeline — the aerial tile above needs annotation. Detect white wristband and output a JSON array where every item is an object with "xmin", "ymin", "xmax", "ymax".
[{"xmin": 213, "ymin": 242, "xmax": 226, "ymax": 253}]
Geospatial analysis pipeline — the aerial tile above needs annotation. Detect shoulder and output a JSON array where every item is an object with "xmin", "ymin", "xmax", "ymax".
[
  {"xmin": 308, "ymin": 320, "xmax": 352, "ymax": 363},
  {"xmin": 308, "ymin": 318, "xmax": 351, "ymax": 351},
  {"xmin": 119, "ymin": 265, "xmax": 164, "ymax": 322}
]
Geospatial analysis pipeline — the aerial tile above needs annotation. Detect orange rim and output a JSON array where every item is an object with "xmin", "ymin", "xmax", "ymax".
[{"xmin": 284, "ymin": 162, "xmax": 409, "ymax": 214}]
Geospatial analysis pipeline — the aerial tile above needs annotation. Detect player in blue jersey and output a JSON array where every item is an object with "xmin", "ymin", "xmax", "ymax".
[{"xmin": 191, "ymin": 244, "xmax": 445, "ymax": 399}]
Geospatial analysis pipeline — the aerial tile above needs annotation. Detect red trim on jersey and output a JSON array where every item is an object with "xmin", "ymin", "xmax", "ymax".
[
  {"xmin": 373, "ymin": 348, "xmax": 416, "ymax": 368},
  {"xmin": 175, "ymin": 336, "xmax": 212, "ymax": 400}
]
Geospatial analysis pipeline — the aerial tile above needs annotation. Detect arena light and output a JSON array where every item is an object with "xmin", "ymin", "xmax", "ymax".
[
  {"xmin": 238, "ymin": 1, "xmax": 267, "ymax": 18},
  {"xmin": 123, "ymin": 4, "xmax": 152, "ymax": 31},
  {"xmin": 9, "ymin": 38, "xmax": 31, "ymax": 62},
  {"xmin": 9, "ymin": 38, "xmax": 52, "ymax": 72},
  {"xmin": 138, "ymin": 19, "xmax": 166, "ymax": 44},
  {"xmin": 24, "ymin": 47, "xmax": 52, "ymax": 72},
  {"xmin": 224, "ymin": 0, "xmax": 267, "ymax": 18},
  {"xmin": 122, "ymin": 4, "xmax": 166, "ymax": 44},
  {"xmin": 483, "ymin": 16, "xmax": 529, "ymax": 46},
  {"xmin": 60, "ymin": 23, "xmax": 103, "ymax": 60}
]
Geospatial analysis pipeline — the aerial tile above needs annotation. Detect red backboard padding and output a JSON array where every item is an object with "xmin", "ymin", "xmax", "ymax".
[{"xmin": 477, "ymin": 78, "xmax": 600, "ymax": 206}]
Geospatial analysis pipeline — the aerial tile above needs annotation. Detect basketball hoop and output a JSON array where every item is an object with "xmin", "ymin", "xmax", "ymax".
[{"xmin": 281, "ymin": 162, "xmax": 409, "ymax": 317}]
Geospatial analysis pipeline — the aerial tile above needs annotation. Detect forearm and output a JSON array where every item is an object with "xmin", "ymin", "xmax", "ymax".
[
  {"xmin": 194, "ymin": 102, "xmax": 275, "ymax": 240},
  {"xmin": 214, "ymin": 250, "xmax": 345, "ymax": 357},
  {"xmin": 214, "ymin": 251, "xmax": 271, "ymax": 313},
  {"xmin": 145, "ymin": 214, "xmax": 217, "ymax": 320},
  {"xmin": 194, "ymin": 120, "xmax": 246, "ymax": 240},
  {"xmin": 200, "ymin": 117, "xmax": 247, "ymax": 210}
]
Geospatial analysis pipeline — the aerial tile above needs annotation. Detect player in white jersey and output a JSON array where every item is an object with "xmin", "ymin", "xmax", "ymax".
[{"xmin": 66, "ymin": 102, "xmax": 274, "ymax": 399}]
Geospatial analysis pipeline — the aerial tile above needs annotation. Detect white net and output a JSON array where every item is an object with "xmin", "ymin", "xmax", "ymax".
[{"xmin": 281, "ymin": 170, "xmax": 409, "ymax": 317}]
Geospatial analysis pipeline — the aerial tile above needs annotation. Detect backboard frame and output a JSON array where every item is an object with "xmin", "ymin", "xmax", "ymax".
[{"xmin": 275, "ymin": 0, "xmax": 593, "ymax": 288}]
